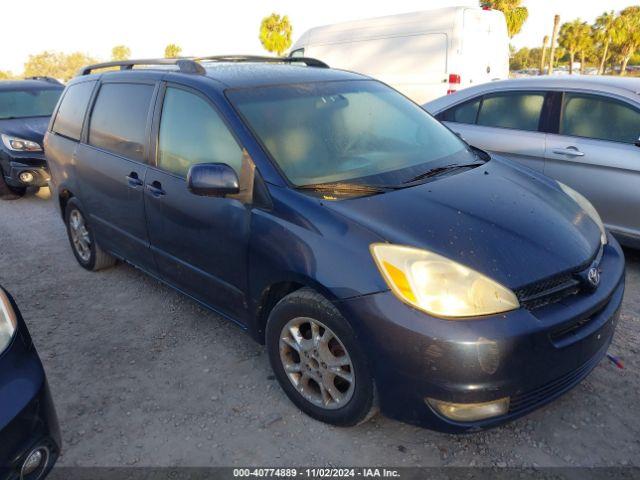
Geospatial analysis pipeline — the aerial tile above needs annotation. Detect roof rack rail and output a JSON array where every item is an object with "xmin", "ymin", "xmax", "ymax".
[
  {"xmin": 77, "ymin": 55, "xmax": 329, "ymax": 78},
  {"xmin": 25, "ymin": 76, "xmax": 64, "ymax": 85},
  {"xmin": 194, "ymin": 55, "xmax": 329, "ymax": 68},
  {"xmin": 77, "ymin": 58, "xmax": 205, "ymax": 76}
]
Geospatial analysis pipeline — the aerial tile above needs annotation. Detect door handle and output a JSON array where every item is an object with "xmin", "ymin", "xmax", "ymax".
[
  {"xmin": 552, "ymin": 147, "xmax": 585, "ymax": 157},
  {"xmin": 126, "ymin": 172, "xmax": 143, "ymax": 188},
  {"xmin": 146, "ymin": 181, "xmax": 165, "ymax": 197}
]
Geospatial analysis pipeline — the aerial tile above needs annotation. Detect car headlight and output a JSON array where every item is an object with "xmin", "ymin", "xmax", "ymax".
[
  {"xmin": 557, "ymin": 182, "xmax": 607, "ymax": 245},
  {"xmin": 0, "ymin": 289, "xmax": 18, "ymax": 354},
  {"xmin": 370, "ymin": 244, "xmax": 520, "ymax": 318},
  {"xmin": 1, "ymin": 133, "xmax": 42, "ymax": 152}
]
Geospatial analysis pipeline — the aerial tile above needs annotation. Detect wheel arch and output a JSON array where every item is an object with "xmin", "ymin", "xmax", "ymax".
[{"xmin": 251, "ymin": 275, "xmax": 341, "ymax": 344}]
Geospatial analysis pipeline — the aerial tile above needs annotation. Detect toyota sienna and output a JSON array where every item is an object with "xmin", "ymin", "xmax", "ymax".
[{"xmin": 45, "ymin": 57, "xmax": 625, "ymax": 432}]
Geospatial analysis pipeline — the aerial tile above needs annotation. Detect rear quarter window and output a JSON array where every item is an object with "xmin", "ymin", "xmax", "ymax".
[
  {"xmin": 52, "ymin": 81, "xmax": 96, "ymax": 141},
  {"xmin": 88, "ymin": 83, "xmax": 154, "ymax": 161}
]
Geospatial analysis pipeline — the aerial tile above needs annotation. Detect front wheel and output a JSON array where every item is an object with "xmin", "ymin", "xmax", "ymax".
[
  {"xmin": 64, "ymin": 198, "xmax": 116, "ymax": 271},
  {"xmin": 266, "ymin": 288, "xmax": 377, "ymax": 426}
]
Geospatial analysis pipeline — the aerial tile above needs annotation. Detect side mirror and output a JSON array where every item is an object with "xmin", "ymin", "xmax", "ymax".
[
  {"xmin": 635, "ymin": 137, "xmax": 640, "ymax": 148},
  {"xmin": 187, "ymin": 163, "xmax": 239, "ymax": 197}
]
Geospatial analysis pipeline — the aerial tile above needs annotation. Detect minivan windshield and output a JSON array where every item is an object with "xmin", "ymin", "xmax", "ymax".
[
  {"xmin": 228, "ymin": 80, "xmax": 476, "ymax": 187},
  {"xmin": 0, "ymin": 88, "xmax": 62, "ymax": 120}
]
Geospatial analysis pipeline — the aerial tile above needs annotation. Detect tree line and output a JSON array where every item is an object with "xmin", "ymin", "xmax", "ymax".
[
  {"xmin": 0, "ymin": 44, "xmax": 185, "ymax": 81},
  {"xmin": 511, "ymin": 6, "xmax": 640, "ymax": 75}
]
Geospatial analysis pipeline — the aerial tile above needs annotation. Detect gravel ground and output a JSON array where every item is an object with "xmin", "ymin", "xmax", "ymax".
[{"xmin": 0, "ymin": 189, "xmax": 639, "ymax": 468}]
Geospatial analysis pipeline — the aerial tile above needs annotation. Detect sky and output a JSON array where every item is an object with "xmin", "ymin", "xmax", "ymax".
[{"xmin": 1, "ymin": 0, "xmax": 634, "ymax": 73}]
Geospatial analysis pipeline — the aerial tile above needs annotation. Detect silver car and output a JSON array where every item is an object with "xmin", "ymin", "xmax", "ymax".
[{"xmin": 425, "ymin": 76, "xmax": 640, "ymax": 248}]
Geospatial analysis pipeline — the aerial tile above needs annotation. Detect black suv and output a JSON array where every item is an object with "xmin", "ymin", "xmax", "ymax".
[{"xmin": 0, "ymin": 77, "xmax": 63, "ymax": 199}]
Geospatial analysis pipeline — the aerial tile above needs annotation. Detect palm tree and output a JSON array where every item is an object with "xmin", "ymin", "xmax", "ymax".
[
  {"xmin": 481, "ymin": 1, "xmax": 529, "ymax": 38},
  {"xmin": 579, "ymin": 33, "xmax": 593, "ymax": 75},
  {"xmin": 548, "ymin": 15, "xmax": 561, "ymax": 74},
  {"xmin": 259, "ymin": 13, "xmax": 293, "ymax": 56},
  {"xmin": 539, "ymin": 35, "xmax": 549, "ymax": 75},
  {"xmin": 611, "ymin": 6, "xmax": 640, "ymax": 76},
  {"xmin": 593, "ymin": 11, "xmax": 617, "ymax": 75},
  {"xmin": 164, "ymin": 44, "xmax": 182, "ymax": 59},
  {"xmin": 558, "ymin": 19, "xmax": 591, "ymax": 74}
]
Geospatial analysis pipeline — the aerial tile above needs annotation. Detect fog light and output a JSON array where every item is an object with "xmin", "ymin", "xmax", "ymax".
[
  {"xmin": 20, "ymin": 446, "xmax": 49, "ymax": 478},
  {"xmin": 19, "ymin": 171, "xmax": 35, "ymax": 183},
  {"xmin": 426, "ymin": 397, "xmax": 509, "ymax": 422}
]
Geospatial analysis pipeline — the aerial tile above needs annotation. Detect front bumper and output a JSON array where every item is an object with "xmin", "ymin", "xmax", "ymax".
[
  {"xmin": 338, "ymin": 236, "xmax": 625, "ymax": 433},
  {"xmin": 0, "ymin": 299, "xmax": 60, "ymax": 478},
  {"xmin": 0, "ymin": 152, "xmax": 50, "ymax": 188}
]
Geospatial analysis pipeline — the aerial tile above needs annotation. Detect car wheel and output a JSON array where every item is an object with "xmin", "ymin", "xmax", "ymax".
[
  {"xmin": 0, "ymin": 172, "xmax": 26, "ymax": 200},
  {"xmin": 64, "ymin": 198, "xmax": 116, "ymax": 271},
  {"xmin": 266, "ymin": 288, "xmax": 377, "ymax": 426}
]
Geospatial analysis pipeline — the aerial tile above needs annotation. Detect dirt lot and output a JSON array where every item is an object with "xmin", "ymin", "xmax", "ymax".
[{"xmin": 1, "ymin": 189, "xmax": 639, "ymax": 468}]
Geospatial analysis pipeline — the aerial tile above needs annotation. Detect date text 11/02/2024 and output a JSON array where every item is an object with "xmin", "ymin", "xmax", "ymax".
[{"xmin": 232, "ymin": 468, "xmax": 401, "ymax": 478}]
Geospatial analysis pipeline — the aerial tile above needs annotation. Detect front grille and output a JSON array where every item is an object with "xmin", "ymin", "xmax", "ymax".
[
  {"xmin": 509, "ymin": 348, "xmax": 604, "ymax": 414},
  {"xmin": 516, "ymin": 274, "xmax": 581, "ymax": 310},
  {"xmin": 515, "ymin": 244, "xmax": 604, "ymax": 310}
]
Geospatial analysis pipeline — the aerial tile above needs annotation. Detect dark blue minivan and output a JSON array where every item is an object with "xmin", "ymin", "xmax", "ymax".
[{"xmin": 45, "ymin": 57, "xmax": 625, "ymax": 432}]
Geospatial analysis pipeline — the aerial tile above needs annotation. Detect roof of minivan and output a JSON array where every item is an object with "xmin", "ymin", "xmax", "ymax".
[
  {"xmin": 79, "ymin": 62, "xmax": 368, "ymax": 89},
  {"xmin": 201, "ymin": 62, "xmax": 367, "ymax": 88}
]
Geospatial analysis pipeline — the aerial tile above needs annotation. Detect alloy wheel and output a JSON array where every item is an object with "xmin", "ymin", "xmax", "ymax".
[
  {"xmin": 69, "ymin": 209, "xmax": 91, "ymax": 262},
  {"xmin": 279, "ymin": 317, "xmax": 355, "ymax": 410}
]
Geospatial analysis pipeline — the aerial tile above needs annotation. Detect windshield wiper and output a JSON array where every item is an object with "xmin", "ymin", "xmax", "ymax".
[
  {"xmin": 296, "ymin": 182, "xmax": 395, "ymax": 195},
  {"xmin": 402, "ymin": 162, "xmax": 485, "ymax": 184}
]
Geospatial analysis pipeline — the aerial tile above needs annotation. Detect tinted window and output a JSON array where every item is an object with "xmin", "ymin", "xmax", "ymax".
[
  {"xmin": 0, "ymin": 88, "xmax": 62, "ymax": 120},
  {"xmin": 441, "ymin": 98, "xmax": 480, "ymax": 124},
  {"xmin": 89, "ymin": 83, "xmax": 154, "ymax": 161},
  {"xmin": 52, "ymin": 81, "xmax": 95, "ymax": 141},
  {"xmin": 158, "ymin": 87, "xmax": 243, "ymax": 178},
  {"xmin": 228, "ymin": 80, "xmax": 470, "ymax": 186},
  {"xmin": 477, "ymin": 92, "xmax": 545, "ymax": 131},
  {"xmin": 560, "ymin": 93, "xmax": 640, "ymax": 144}
]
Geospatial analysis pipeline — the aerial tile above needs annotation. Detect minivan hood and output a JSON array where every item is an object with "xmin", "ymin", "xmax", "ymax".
[
  {"xmin": 0, "ymin": 116, "xmax": 49, "ymax": 145},
  {"xmin": 325, "ymin": 158, "xmax": 601, "ymax": 289}
]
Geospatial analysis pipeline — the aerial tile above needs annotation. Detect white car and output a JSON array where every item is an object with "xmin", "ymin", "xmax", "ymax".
[{"xmin": 425, "ymin": 76, "xmax": 640, "ymax": 248}]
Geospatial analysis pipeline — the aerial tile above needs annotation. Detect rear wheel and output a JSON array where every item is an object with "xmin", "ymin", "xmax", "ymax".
[
  {"xmin": 0, "ymin": 172, "xmax": 26, "ymax": 200},
  {"xmin": 64, "ymin": 198, "xmax": 116, "ymax": 271},
  {"xmin": 266, "ymin": 288, "xmax": 377, "ymax": 426}
]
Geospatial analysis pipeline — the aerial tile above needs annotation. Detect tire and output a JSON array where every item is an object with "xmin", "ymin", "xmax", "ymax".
[
  {"xmin": 64, "ymin": 198, "xmax": 116, "ymax": 271},
  {"xmin": 0, "ymin": 172, "xmax": 26, "ymax": 200},
  {"xmin": 266, "ymin": 288, "xmax": 377, "ymax": 426}
]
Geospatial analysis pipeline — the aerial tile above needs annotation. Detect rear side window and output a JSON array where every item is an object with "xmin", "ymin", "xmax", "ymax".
[
  {"xmin": 52, "ymin": 81, "xmax": 95, "ymax": 141},
  {"xmin": 89, "ymin": 83, "xmax": 154, "ymax": 161},
  {"xmin": 157, "ymin": 87, "xmax": 243, "ymax": 177},
  {"xmin": 477, "ymin": 92, "xmax": 545, "ymax": 132},
  {"xmin": 560, "ymin": 93, "xmax": 640, "ymax": 144},
  {"xmin": 440, "ymin": 98, "xmax": 481, "ymax": 124}
]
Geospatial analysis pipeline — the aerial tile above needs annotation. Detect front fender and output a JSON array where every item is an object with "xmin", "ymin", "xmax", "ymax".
[{"xmin": 247, "ymin": 185, "xmax": 388, "ymax": 336}]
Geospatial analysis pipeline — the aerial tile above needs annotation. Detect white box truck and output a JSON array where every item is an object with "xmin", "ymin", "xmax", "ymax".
[{"xmin": 290, "ymin": 6, "xmax": 509, "ymax": 104}]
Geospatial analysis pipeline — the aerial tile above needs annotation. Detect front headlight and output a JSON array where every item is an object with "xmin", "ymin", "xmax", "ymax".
[
  {"xmin": 1, "ymin": 133, "xmax": 42, "ymax": 152},
  {"xmin": 370, "ymin": 244, "xmax": 520, "ymax": 318},
  {"xmin": 0, "ymin": 289, "xmax": 18, "ymax": 354},
  {"xmin": 557, "ymin": 182, "xmax": 607, "ymax": 245}
]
